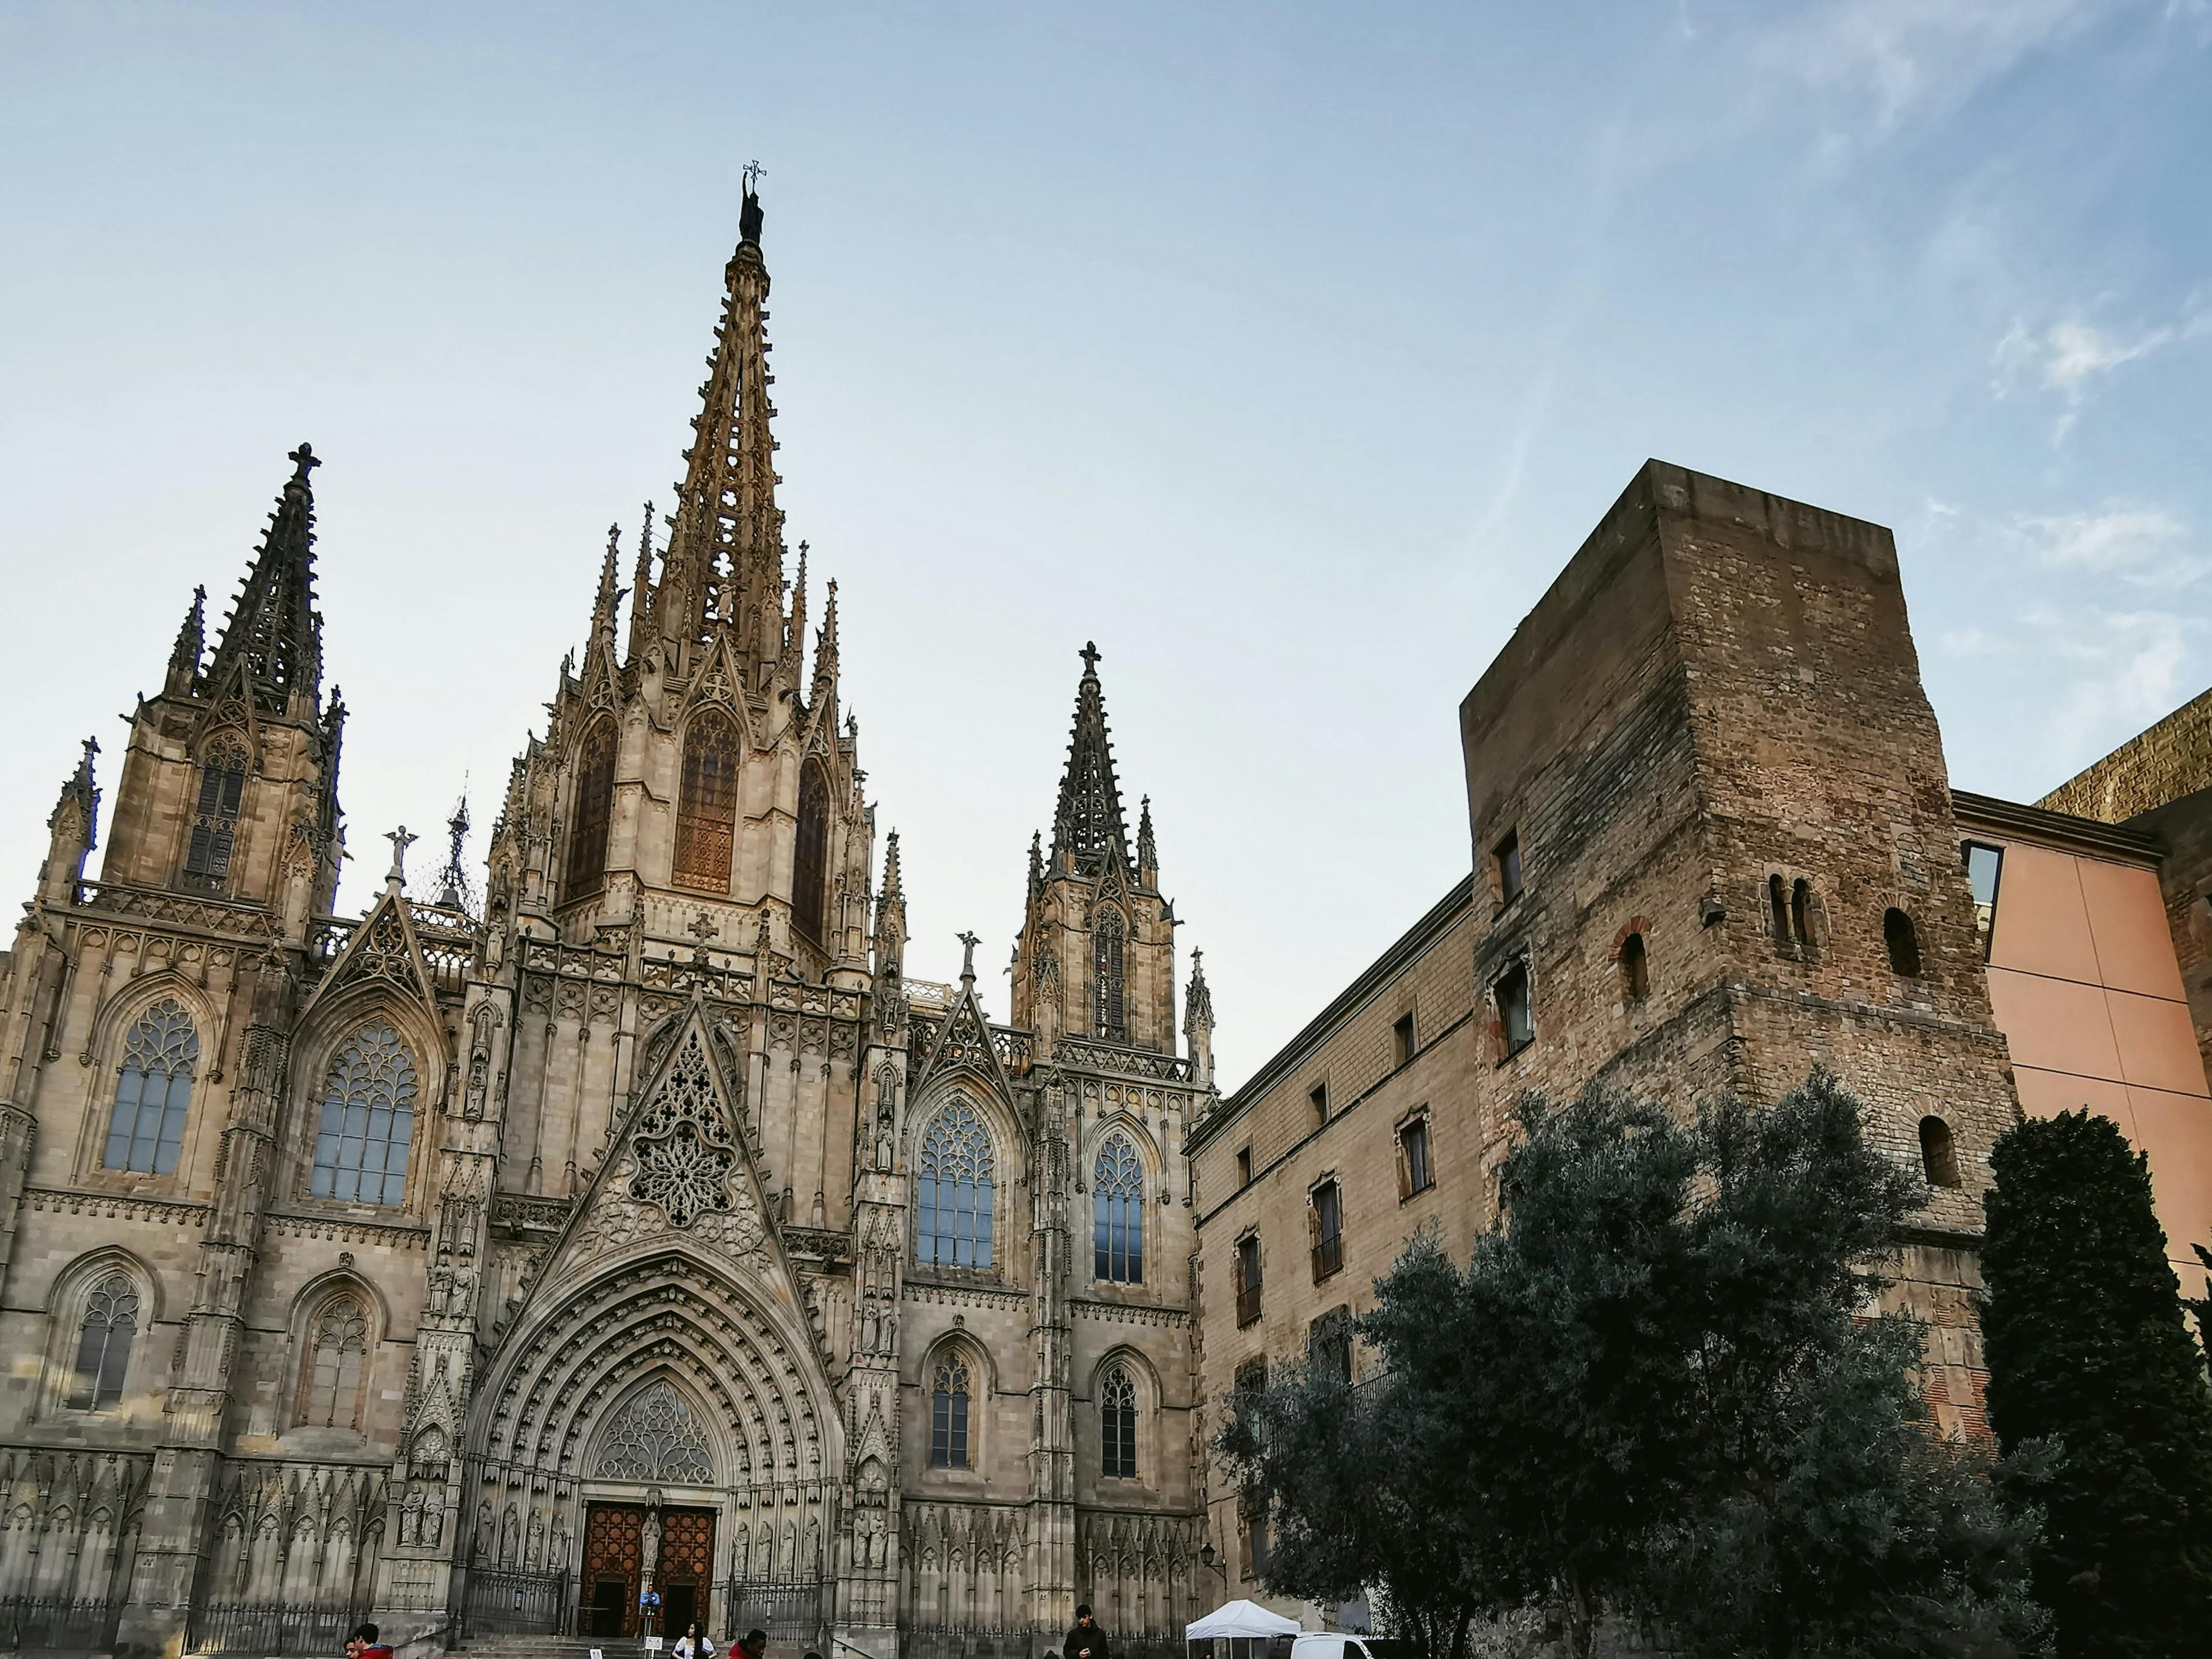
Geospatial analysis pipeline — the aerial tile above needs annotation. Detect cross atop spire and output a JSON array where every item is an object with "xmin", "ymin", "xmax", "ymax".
[
  {"xmin": 1049, "ymin": 643, "xmax": 1131, "ymax": 879},
  {"xmin": 204, "ymin": 441, "xmax": 325, "ymax": 716}
]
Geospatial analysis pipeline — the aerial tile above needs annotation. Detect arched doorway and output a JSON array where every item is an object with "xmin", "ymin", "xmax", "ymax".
[{"xmin": 580, "ymin": 1382, "xmax": 720, "ymax": 1638}]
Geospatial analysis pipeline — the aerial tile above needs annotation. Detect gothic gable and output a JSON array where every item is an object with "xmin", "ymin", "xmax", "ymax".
[
  {"xmin": 301, "ymin": 888, "xmax": 440, "ymax": 1023},
  {"xmin": 915, "ymin": 978, "xmax": 1012, "ymax": 1099}
]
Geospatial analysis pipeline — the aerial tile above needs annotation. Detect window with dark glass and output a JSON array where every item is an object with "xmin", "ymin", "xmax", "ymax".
[
  {"xmin": 310, "ymin": 1023, "xmax": 417, "ymax": 1207},
  {"xmin": 1962, "ymin": 842, "xmax": 2004, "ymax": 961},
  {"xmin": 68, "ymin": 1275, "xmax": 138, "ymax": 1410},
  {"xmin": 1235, "ymin": 1146, "xmax": 1252, "ymax": 1189},
  {"xmin": 1883, "ymin": 908, "xmax": 1922, "ymax": 978},
  {"xmin": 299, "ymin": 1296, "xmax": 369, "ymax": 1428},
  {"xmin": 182, "ymin": 738, "xmax": 248, "ymax": 891},
  {"xmin": 1092, "ymin": 908, "xmax": 1127, "ymax": 1042},
  {"xmin": 673, "ymin": 711, "xmax": 740, "ymax": 893},
  {"xmin": 929, "ymin": 1354, "xmax": 971, "ymax": 1468},
  {"xmin": 1099, "ymin": 1364, "xmax": 1137, "ymax": 1479},
  {"xmin": 562, "ymin": 719, "xmax": 616, "ymax": 903},
  {"xmin": 917, "ymin": 1099, "xmax": 995, "ymax": 1270},
  {"xmin": 1494, "ymin": 829, "xmax": 1522, "ymax": 905},
  {"xmin": 1399, "ymin": 1113, "xmax": 1433, "ymax": 1198},
  {"xmin": 1093, "ymin": 1131, "xmax": 1144, "ymax": 1284},
  {"xmin": 792, "ymin": 761, "xmax": 831, "ymax": 942},
  {"xmin": 1393, "ymin": 1012, "xmax": 1415, "ymax": 1068},
  {"xmin": 1234, "ymin": 1234, "xmax": 1263, "ymax": 1327},
  {"xmin": 1310, "ymin": 1180, "xmax": 1343, "ymax": 1282},
  {"xmin": 1496, "ymin": 960, "xmax": 1534, "ymax": 1057},
  {"xmin": 1309, "ymin": 1082, "xmax": 1329, "ymax": 1125},
  {"xmin": 104, "ymin": 1000, "xmax": 198, "ymax": 1174}
]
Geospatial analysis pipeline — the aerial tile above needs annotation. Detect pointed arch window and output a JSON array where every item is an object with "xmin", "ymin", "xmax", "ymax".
[
  {"xmin": 673, "ymin": 711, "xmax": 741, "ymax": 893},
  {"xmin": 183, "ymin": 737, "xmax": 248, "ymax": 891},
  {"xmin": 916, "ymin": 1098, "xmax": 994, "ymax": 1270},
  {"xmin": 104, "ymin": 999, "xmax": 198, "ymax": 1174},
  {"xmin": 67, "ymin": 1275, "xmax": 138, "ymax": 1411},
  {"xmin": 1092, "ymin": 907, "xmax": 1127, "ymax": 1043},
  {"xmin": 1100, "ymin": 1364, "xmax": 1138, "ymax": 1479},
  {"xmin": 297, "ymin": 1295, "xmax": 370, "ymax": 1429},
  {"xmin": 310, "ymin": 1023, "xmax": 417, "ymax": 1207},
  {"xmin": 792, "ymin": 761, "xmax": 830, "ymax": 944},
  {"xmin": 929, "ymin": 1353, "xmax": 972, "ymax": 1469},
  {"xmin": 1093, "ymin": 1132, "xmax": 1144, "ymax": 1284},
  {"xmin": 563, "ymin": 719, "xmax": 616, "ymax": 904}
]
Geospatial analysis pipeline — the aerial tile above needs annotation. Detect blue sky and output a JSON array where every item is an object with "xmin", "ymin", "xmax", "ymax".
[{"xmin": 3, "ymin": 2, "xmax": 2207, "ymax": 1088}]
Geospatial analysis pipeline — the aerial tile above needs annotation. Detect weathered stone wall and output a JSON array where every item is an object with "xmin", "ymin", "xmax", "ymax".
[{"xmin": 2040, "ymin": 684, "xmax": 2212, "ymax": 824}]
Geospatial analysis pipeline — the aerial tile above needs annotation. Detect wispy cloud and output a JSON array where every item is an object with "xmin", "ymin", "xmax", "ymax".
[
  {"xmin": 1990, "ymin": 295, "xmax": 2210, "ymax": 438},
  {"xmin": 1760, "ymin": 0, "xmax": 2114, "ymax": 146},
  {"xmin": 2015, "ymin": 503, "xmax": 2207, "ymax": 586},
  {"xmin": 2030, "ymin": 604, "xmax": 2197, "ymax": 759}
]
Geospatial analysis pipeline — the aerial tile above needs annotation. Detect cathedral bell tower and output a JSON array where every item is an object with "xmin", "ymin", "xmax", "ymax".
[
  {"xmin": 97, "ymin": 442, "xmax": 344, "ymax": 930},
  {"xmin": 1011, "ymin": 644, "xmax": 1180, "ymax": 1055}
]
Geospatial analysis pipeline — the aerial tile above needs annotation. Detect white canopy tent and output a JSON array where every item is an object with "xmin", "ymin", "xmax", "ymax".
[
  {"xmin": 1186, "ymin": 1601, "xmax": 1302, "ymax": 1644},
  {"xmin": 1186, "ymin": 1601, "xmax": 1300, "ymax": 1640}
]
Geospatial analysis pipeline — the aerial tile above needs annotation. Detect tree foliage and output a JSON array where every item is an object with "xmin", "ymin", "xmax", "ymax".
[
  {"xmin": 1981, "ymin": 1109, "xmax": 2212, "ymax": 1656},
  {"xmin": 1218, "ymin": 1070, "xmax": 2044, "ymax": 1658}
]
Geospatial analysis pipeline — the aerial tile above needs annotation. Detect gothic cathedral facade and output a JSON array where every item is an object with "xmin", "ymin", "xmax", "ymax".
[{"xmin": 0, "ymin": 183, "xmax": 1220, "ymax": 1659}]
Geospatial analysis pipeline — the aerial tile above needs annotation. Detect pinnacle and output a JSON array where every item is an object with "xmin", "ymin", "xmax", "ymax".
[
  {"xmin": 205, "ymin": 442, "xmax": 325, "ymax": 715},
  {"xmin": 1048, "ymin": 643, "xmax": 1131, "ymax": 879}
]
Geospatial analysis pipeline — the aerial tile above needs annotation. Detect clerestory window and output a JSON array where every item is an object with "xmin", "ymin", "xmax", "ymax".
[
  {"xmin": 104, "ymin": 999, "xmax": 198, "ymax": 1175},
  {"xmin": 182, "ymin": 737, "xmax": 248, "ymax": 891},
  {"xmin": 1093, "ymin": 1131, "xmax": 1144, "ymax": 1284},
  {"xmin": 310, "ymin": 1023, "xmax": 418, "ymax": 1208},
  {"xmin": 67, "ymin": 1275, "xmax": 138, "ymax": 1411},
  {"xmin": 916, "ymin": 1098, "xmax": 995, "ymax": 1270}
]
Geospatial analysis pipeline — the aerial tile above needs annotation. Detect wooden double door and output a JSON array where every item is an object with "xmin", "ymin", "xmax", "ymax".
[{"xmin": 581, "ymin": 1503, "xmax": 717, "ymax": 1638}]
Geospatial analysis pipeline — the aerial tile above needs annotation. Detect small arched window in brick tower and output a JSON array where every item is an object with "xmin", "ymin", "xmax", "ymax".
[
  {"xmin": 1791, "ymin": 880, "xmax": 1817, "ymax": 951},
  {"xmin": 1620, "ymin": 932, "xmax": 1649, "ymax": 1003},
  {"xmin": 1883, "ymin": 908, "xmax": 1922, "ymax": 977},
  {"xmin": 792, "ymin": 761, "xmax": 831, "ymax": 943},
  {"xmin": 1769, "ymin": 874, "xmax": 1790, "ymax": 946},
  {"xmin": 1920, "ymin": 1116, "xmax": 1960, "ymax": 1187}
]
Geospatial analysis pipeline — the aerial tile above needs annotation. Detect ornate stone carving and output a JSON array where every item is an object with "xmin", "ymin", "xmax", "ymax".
[{"xmin": 593, "ymin": 1380, "xmax": 715, "ymax": 1484}]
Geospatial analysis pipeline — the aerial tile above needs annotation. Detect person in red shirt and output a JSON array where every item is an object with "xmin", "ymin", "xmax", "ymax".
[{"xmin": 346, "ymin": 1624, "xmax": 393, "ymax": 1659}]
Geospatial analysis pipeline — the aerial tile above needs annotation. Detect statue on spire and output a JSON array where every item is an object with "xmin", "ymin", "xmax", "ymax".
[{"xmin": 740, "ymin": 160, "xmax": 766, "ymax": 245}]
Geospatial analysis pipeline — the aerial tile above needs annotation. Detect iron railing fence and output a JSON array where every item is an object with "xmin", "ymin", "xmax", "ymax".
[
  {"xmin": 721, "ymin": 1578, "xmax": 827, "ymax": 1649},
  {"xmin": 459, "ymin": 1566, "xmax": 570, "ymax": 1638},
  {"xmin": 184, "ymin": 1602, "xmax": 368, "ymax": 1656},
  {"xmin": 0, "ymin": 1597, "xmax": 123, "ymax": 1651}
]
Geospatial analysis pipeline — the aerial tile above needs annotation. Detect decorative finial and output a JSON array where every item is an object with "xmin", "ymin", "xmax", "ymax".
[
  {"xmin": 956, "ymin": 930, "xmax": 981, "ymax": 981},
  {"xmin": 288, "ymin": 442, "xmax": 319, "ymax": 483},
  {"xmin": 1079, "ymin": 640, "xmax": 1101, "ymax": 677},
  {"xmin": 384, "ymin": 825, "xmax": 418, "ymax": 890},
  {"xmin": 740, "ymin": 162, "xmax": 766, "ymax": 244},
  {"xmin": 687, "ymin": 911, "xmax": 717, "ymax": 964}
]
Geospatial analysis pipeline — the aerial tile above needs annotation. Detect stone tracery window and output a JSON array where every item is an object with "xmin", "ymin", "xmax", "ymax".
[
  {"xmin": 310, "ymin": 1023, "xmax": 417, "ymax": 1207},
  {"xmin": 1092, "ymin": 907, "xmax": 1126, "ymax": 1043},
  {"xmin": 67, "ymin": 1274, "xmax": 138, "ymax": 1411},
  {"xmin": 673, "ymin": 710, "xmax": 740, "ymax": 892},
  {"xmin": 1093, "ymin": 1131, "xmax": 1144, "ymax": 1285},
  {"xmin": 916, "ymin": 1099, "xmax": 994, "ymax": 1270},
  {"xmin": 104, "ymin": 999, "xmax": 198, "ymax": 1175},
  {"xmin": 1099, "ymin": 1363, "xmax": 1137, "ymax": 1479},
  {"xmin": 629, "ymin": 1030, "xmax": 736, "ymax": 1229},
  {"xmin": 929, "ymin": 1354, "xmax": 972, "ymax": 1469},
  {"xmin": 563, "ymin": 717, "xmax": 616, "ymax": 904},
  {"xmin": 792, "ymin": 761, "xmax": 830, "ymax": 943},
  {"xmin": 298, "ymin": 1296, "xmax": 369, "ymax": 1429},
  {"xmin": 182, "ymin": 736, "xmax": 249, "ymax": 891},
  {"xmin": 594, "ymin": 1380, "xmax": 715, "ymax": 1484}
]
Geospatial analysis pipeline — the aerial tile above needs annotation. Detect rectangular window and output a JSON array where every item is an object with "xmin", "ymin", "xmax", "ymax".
[
  {"xmin": 1392, "ymin": 1012, "xmax": 1415, "ymax": 1069},
  {"xmin": 1494, "ymin": 828, "xmax": 1523, "ymax": 905},
  {"xmin": 1236, "ymin": 1146, "xmax": 1252, "ymax": 1189},
  {"xmin": 1496, "ymin": 960, "xmax": 1534, "ymax": 1057},
  {"xmin": 1310, "ymin": 1180, "xmax": 1343, "ymax": 1282},
  {"xmin": 1962, "ymin": 841, "xmax": 2004, "ymax": 961},
  {"xmin": 1235, "ymin": 1235, "xmax": 1263, "ymax": 1327},
  {"xmin": 1399, "ymin": 1114, "xmax": 1433, "ymax": 1199},
  {"xmin": 1309, "ymin": 1082, "xmax": 1329, "ymax": 1125}
]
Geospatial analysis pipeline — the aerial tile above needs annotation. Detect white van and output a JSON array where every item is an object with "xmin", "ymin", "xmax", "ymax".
[{"xmin": 1289, "ymin": 1636, "xmax": 1417, "ymax": 1659}]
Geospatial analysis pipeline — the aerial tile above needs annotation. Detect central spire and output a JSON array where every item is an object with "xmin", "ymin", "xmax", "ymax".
[
  {"xmin": 661, "ymin": 165, "xmax": 786, "ymax": 665},
  {"xmin": 203, "ymin": 442, "xmax": 325, "ymax": 716},
  {"xmin": 1049, "ymin": 641, "xmax": 1132, "ymax": 878}
]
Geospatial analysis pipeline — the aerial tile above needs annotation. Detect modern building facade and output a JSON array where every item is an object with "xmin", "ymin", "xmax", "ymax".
[
  {"xmin": 1185, "ymin": 463, "xmax": 2212, "ymax": 1608},
  {"xmin": 0, "ymin": 184, "xmax": 1217, "ymax": 1659}
]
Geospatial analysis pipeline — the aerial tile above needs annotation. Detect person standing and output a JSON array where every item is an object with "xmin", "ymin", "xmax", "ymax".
[
  {"xmin": 674, "ymin": 1623, "xmax": 715, "ymax": 1659},
  {"xmin": 1063, "ymin": 1603, "xmax": 1109, "ymax": 1659}
]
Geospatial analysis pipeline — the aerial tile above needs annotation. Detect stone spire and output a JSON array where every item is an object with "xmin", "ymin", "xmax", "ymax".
[
  {"xmin": 1184, "ymin": 946, "xmax": 1215, "ymax": 1085},
  {"xmin": 660, "ymin": 169, "xmax": 786, "ymax": 664},
  {"xmin": 204, "ymin": 443, "xmax": 325, "ymax": 716},
  {"xmin": 1136, "ymin": 794, "xmax": 1157, "ymax": 887},
  {"xmin": 628, "ymin": 500, "xmax": 657, "ymax": 660},
  {"xmin": 591, "ymin": 521, "xmax": 623, "ymax": 644},
  {"xmin": 1048, "ymin": 642, "xmax": 1132, "ymax": 879},
  {"xmin": 165, "ymin": 585, "xmax": 207, "ymax": 696},
  {"xmin": 873, "ymin": 829, "xmax": 907, "ymax": 982},
  {"xmin": 39, "ymin": 738, "xmax": 99, "ymax": 905},
  {"xmin": 811, "ymin": 576, "xmax": 839, "ymax": 706},
  {"xmin": 786, "ymin": 540, "xmax": 809, "ymax": 684}
]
